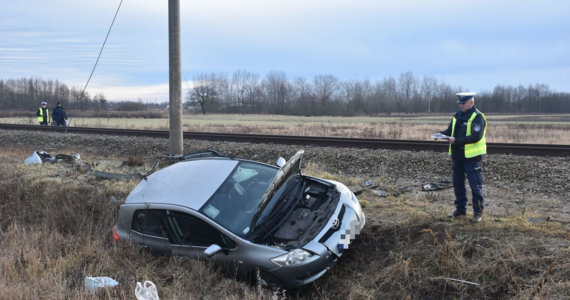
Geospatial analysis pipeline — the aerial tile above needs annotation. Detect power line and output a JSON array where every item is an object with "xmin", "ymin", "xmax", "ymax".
[{"xmin": 75, "ymin": 0, "xmax": 123, "ymax": 110}]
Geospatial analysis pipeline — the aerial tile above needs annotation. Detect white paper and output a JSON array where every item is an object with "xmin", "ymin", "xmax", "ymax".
[{"xmin": 431, "ymin": 133, "xmax": 450, "ymax": 139}]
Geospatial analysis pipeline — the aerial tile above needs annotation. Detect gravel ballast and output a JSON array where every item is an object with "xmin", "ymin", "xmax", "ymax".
[{"xmin": 2, "ymin": 129, "xmax": 569, "ymax": 197}]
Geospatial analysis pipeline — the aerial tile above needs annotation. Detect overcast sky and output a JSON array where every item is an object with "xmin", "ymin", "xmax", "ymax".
[{"xmin": 1, "ymin": 0, "xmax": 569, "ymax": 102}]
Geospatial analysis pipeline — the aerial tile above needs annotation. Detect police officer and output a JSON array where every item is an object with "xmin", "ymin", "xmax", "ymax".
[
  {"xmin": 440, "ymin": 92, "xmax": 487, "ymax": 223},
  {"xmin": 37, "ymin": 102, "xmax": 50, "ymax": 125},
  {"xmin": 52, "ymin": 102, "xmax": 68, "ymax": 126}
]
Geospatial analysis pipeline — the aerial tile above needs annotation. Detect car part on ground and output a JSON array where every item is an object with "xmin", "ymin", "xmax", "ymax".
[{"xmin": 87, "ymin": 161, "xmax": 159, "ymax": 180}]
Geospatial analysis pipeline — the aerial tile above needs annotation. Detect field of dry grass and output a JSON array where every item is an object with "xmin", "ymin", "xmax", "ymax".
[
  {"xmin": 2, "ymin": 113, "xmax": 570, "ymax": 144},
  {"xmin": 1, "ymin": 146, "xmax": 568, "ymax": 299}
]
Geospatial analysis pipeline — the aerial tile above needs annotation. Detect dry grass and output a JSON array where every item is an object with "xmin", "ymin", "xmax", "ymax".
[
  {"xmin": 1, "ymin": 147, "xmax": 568, "ymax": 299},
  {"xmin": 2, "ymin": 114, "xmax": 570, "ymax": 144}
]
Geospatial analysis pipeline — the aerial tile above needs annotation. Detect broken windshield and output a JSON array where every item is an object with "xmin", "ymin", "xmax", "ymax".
[{"xmin": 199, "ymin": 161, "xmax": 278, "ymax": 238}]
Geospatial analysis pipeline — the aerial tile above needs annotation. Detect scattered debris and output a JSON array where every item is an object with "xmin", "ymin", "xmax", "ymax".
[
  {"xmin": 88, "ymin": 161, "xmax": 160, "ymax": 180},
  {"xmin": 84, "ymin": 276, "xmax": 119, "ymax": 291},
  {"xmin": 135, "ymin": 281, "xmax": 160, "ymax": 300},
  {"xmin": 24, "ymin": 150, "xmax": 80, "ymax": 164},
  {"xmin": 398, "ymin": 186, "xmax": 411, "ymax": 192},
  {"xmin": 24, "ymin": 151, "xmax": 43, "ymax": 164},
  {"xmin": 363, "ymin": 180, "xmax": 373, "ymax": 187},
  {"xmin": 444, "ymin": 278, "xmax": 479, "ymax": 286},
  {"xmin": 372, "ymin": 190, "xmax": 389, "ymax": 197},
  {"xmin": 422, "ymin": 179, "xmax": 453, "ymax": 191},
  {"xmin": 528, "ymin": 217, "xmax": 547, "ymax": 224},
  {"xmin": 54, "ymin": 153, "xmax": 80, "ymax": 163},
  {"xmin": 110, "ymin": 196, "xmax": 118, "ymax": 204},
  {"xmin": 35, "ymin": 150, "xmax": 55, "ymax": 163}
]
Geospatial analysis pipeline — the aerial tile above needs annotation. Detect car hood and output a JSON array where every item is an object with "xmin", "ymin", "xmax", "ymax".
[{"xmin": 249, "ymin": 150, "xmax": 304, "ymax": 233}]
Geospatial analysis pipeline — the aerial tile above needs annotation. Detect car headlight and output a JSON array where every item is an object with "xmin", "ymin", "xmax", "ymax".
[{"xmin": 271, "ymin": 249, "xmax": 313, "ymax": 266}]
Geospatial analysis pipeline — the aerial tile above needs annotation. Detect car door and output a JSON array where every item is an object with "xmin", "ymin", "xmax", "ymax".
[
  {"xmin": 130, "ymin": 209, "xmax": 172, "ymax": 255},
  {"xmin": 164, "ymin": 210, "xmax": 239, "ymax": 274}
]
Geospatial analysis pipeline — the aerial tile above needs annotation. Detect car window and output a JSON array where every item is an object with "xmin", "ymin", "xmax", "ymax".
[
  {"xmin": 132, "ymin": 209, "xmax": 235, "ymax": 248},
  {"xmin": 165, "ymin": 211, "xmax": 236, "ymax": 248},
  {"xmin": 199, "ymin": 161, "xmax": 278, "ymax": 238},
  {"xmin": 132, "ymin": 209, "xmax": 168, "ymax": 238}
]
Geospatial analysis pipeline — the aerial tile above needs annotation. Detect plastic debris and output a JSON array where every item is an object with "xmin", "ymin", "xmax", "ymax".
[
  {"xmin": 363, "ymin": 180, "xmax": 373, "ymax": 188},
  {"xmin": 528, "ymin": 217, "xmax": 547, "ymax": 224},
  {"xmin": 24, "ymin": 150, "xmax": 80, "ymax": 164},
  {"xmin": 135, "ymin": 281, "xmax": 160, "ymax": 300},
  {"xmin": 85, "ymin": 276, "xmax": 119, "ymax": 291},
  {"xmin": 54, "ymin": 153, "xmax": 80, "ymax": 163},
  {"xmin": 24, "ymin": 151, "xmax": 43, "ymax": 164},
  {"xmin": 36, "ymin": 150, "xmax": 56, "ymax": 163},
  {"xmin": 422, "ymin": 179, "xmax": 453, "ymax": 191},
  {"xmin": 373, "ymin": 190, "xmax": 389, "ymax": 197}
]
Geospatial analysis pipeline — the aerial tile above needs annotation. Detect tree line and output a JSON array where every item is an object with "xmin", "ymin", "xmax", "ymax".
[
  {"xmin": 1, "ymin": 73, "xmax": 569, "ymax": 115},
  {"xmin": 0, "ymin": 77, "xmax": 161, "ymax": 112},
  {"xmin": 186, "ymin": 71, "xmax": 570, "ymax": 115}
]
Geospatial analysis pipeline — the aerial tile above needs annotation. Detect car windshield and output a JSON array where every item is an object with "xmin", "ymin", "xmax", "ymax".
[{"xmin": 199, "ymin": 161, "xmax": 278, "ymax": 238}]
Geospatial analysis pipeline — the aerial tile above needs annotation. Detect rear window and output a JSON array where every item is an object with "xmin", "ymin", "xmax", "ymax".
[{"xmin": 132, "ymin": 209, "xmax": 167, "ymax": 237}]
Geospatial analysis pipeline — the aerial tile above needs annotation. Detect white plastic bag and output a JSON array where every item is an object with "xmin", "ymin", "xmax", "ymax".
[
  {"xmin": 135, "ymin": 281, "xmax": 159, "ymax": 300},
  {"xmin": 84, "ymin": 276, "xmax": 119, "ymax": 291},
  {"xmin": 24, "ymin": 151, "xmax": 42, "ymax": 164}
]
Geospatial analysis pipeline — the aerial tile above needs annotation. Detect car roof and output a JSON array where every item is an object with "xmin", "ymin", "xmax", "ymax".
[{"xmin": 125, "ymin": 158, "xmax": 239, "ymax": 210}]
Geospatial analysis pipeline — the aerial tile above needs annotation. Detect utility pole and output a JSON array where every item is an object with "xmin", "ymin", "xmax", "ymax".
[{"xmin": 168, "ymin": 0, "xmax": 183, "ymax": 156}]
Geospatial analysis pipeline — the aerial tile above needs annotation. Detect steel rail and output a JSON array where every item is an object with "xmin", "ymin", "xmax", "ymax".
[{"xmin": 1, "ymin": 123, "xmax": 569, "ymax": 157}]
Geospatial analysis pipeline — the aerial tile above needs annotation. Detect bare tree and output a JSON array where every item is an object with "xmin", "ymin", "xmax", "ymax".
[
  {"xmin": 187, "ymin": 72, "xmax": 220, "ymax": 115},
  {"xmin": 398, "ymin": 72, "xmax": 417, "ymax": 112},
  {"xmin": 420, "ymin": 76, "xmax": 438, "ymax": 114},
  {"xmin": 263, "ymin": 71, "xmax": 289, "ymax": 114},
  {"xmin": 313, "ymin": 75, "xmax": 338, "ymax": 115}
]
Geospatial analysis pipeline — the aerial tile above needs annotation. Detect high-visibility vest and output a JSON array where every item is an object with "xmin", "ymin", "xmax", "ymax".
[
  {"xmin": 449, "ymin": 109, "xmax": 487, "ymax": 158},
  {"xmin": 38, "ymin": 108, "xmax": 49, "ymax": 123}
]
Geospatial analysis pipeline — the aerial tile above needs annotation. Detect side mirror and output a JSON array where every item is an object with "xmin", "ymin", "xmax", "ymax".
[
  {"xmin": 276, "ymin": 157, "xmax": 286, "ymax": 168},
  {"xmin": 204, "ymin": 244, "xmax": 222, "ymax": 257}
]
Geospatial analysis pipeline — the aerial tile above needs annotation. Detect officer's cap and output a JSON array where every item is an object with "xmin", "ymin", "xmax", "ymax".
[
  {"xmin": 41, "ymin": 102, "xmax": 47, "ymax": 105},
  {"xmin": 456, "ymin": 92, "xmax": 476, "ymax": 104}
]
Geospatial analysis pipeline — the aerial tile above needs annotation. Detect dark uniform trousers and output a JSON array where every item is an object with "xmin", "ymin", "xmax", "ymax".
[{"xmin": 452, "ymin": 159, "xmax": 484, "ymax": 214}]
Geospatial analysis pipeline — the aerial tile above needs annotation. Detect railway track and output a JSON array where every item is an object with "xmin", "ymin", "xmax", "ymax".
[{"xmin": 1, "ymin": 123, "xmax": 569, "ymax": 157}]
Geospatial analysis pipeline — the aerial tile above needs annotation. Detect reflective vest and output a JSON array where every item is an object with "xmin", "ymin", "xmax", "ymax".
[
  {"xmin": 449, "ymin": 109, "xmax": 487, "ymax": 158},
  {"xmin": 38, "ymin": 108, "xmax": 49, "ymax": 123}
]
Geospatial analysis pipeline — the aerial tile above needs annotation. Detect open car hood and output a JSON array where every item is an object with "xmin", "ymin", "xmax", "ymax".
[{"xmin": 249, "ymin": 150, "xmax": 304, "ymax": 235}]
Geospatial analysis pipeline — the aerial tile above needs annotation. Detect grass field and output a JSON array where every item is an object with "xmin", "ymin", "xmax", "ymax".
[
  {"xmin": 2, "ymin": 113, "xmax": 570, "ymax": 144},
  {"xmin": 0, "ymin": 147, "xmax": 568, "ymax": 299}
]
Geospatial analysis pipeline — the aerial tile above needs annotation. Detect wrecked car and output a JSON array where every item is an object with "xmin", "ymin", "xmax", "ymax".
[{"xmin": 113, "ymin": 150, "xmax": 365, "ymax": 290}]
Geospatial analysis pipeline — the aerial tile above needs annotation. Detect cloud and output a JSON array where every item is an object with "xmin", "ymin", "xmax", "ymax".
[{"xmin": 1, "ymin": 0, "xmax": 569, "ymax": 94}]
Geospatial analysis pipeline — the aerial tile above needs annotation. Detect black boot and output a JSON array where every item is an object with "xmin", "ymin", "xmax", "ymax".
[{"xmin": 447, "ymin": 210, "xmax": 466, "ymax": 219}]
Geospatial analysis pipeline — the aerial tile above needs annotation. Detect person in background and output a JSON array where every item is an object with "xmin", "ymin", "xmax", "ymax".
[
  {"xmin": 52, "ymin": 102, "xmax": 68, "ymax": 126},
  {"xmin": 440, "ymin": 92, "xmax": 487, "ymax": 223},
  {"xmin": 37, "ymin": 102, "xmax": 49, "ymax": 125}
]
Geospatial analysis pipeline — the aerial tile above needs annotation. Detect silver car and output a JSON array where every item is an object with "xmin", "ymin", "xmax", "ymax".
[{"xmin": 113, "ymin": 150, "xmax": 365, "ymax": 290}]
